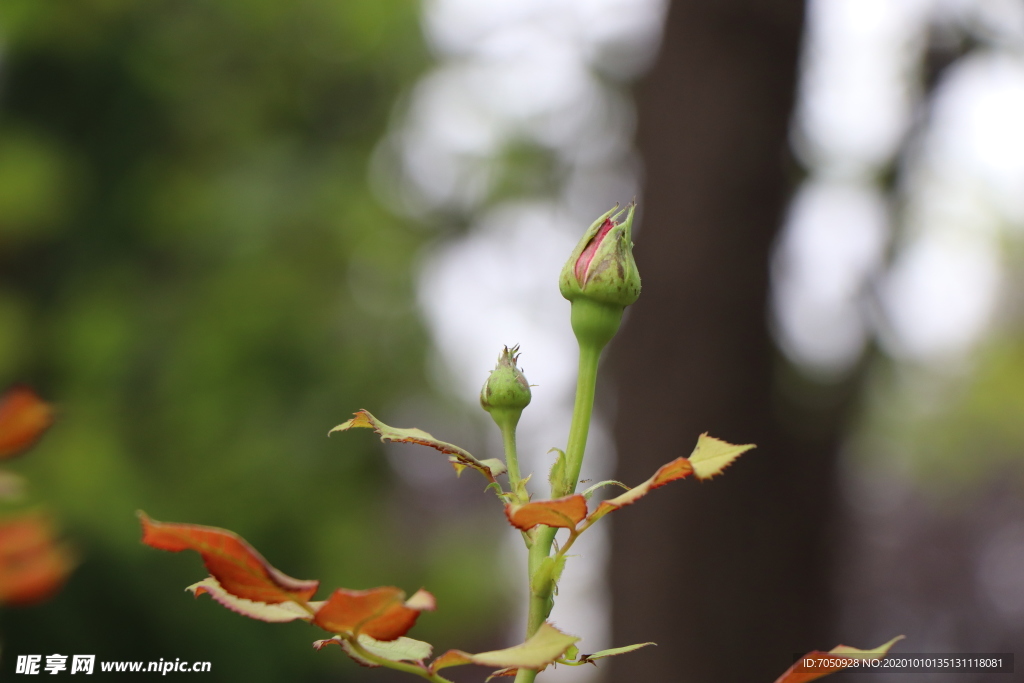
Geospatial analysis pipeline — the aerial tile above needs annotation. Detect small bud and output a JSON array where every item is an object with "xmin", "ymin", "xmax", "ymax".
[
  {"xmin": 480, "ymin": 346, "xmax": 532, "ymax": 419},
  {"xmin": 559, "ymin": 204, "xmax": 641, "ymax": 349}
]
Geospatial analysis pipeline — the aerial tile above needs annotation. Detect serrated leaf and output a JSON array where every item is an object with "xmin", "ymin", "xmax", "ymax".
[
  {"xmin": 580, "ymin": 480, "xmax": 630, "ymax": 501},
  {"xmin": 505, "ymin": 495, "xmax": 587, "ymax": 531},
  {"xmin": 485, "ymin": 668, "xmax": 519, "ymax": 680},
  {"xmin": 187, "ymin": 577, "xmax": 318, "ymax": 623},
  {"xmin": 0, "ymin": 387, "xmax": 53, "ymax": 460},
  {"xmin": 478, "ymin": 458, "xmax": 508, "ymax": 478},
  {"xmin": 578, "ymin": 642, "xmax": 655, "ymax": 663},
  {"xmin": 137, "ymin": 512, "xmax": 318, "ymax": 604},
  {"xmin": 430, "ymin": 622, "xmax": 579, "ymax": 674},
  {"xmin": 313, "ymin": 586, "xmax": 436, "ymax": 641},
  {"xmin": 0, "ymin": 512, "xmax": 75, "ymax": 605},
  {"xmin": 329, "ymin": 410, "xmax": 505, "ymax": 481},
  {"xmin": 774, "ymin": 636, "xmax": 904, "ymax": 683},
  {"xmin": 314, "ymin": 634, "xmax": 433, "ymax": 668},
  {"xmin": 688, "ymin": 433, "xmax": 754, "ymax": 480},
  {"xmin": 587, "ymin": 458, "xmax": 694, "ymax": 523}
]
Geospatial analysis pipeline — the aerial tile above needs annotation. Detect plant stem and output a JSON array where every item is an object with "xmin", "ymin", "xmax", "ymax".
[
  {"xmin": 515, "ymin": 339, "xmax": 607, "ymax": 683},
  {"xmin": 497, "ymin": 414, "xmax": 526, "ymax": 502},
  {"xmin": 514, "ymin": 666, "xmax": 541, "ymax": 683},
  {"xmin": 559, "ymin": 340, "xmax": 602, "ymax": 498}
]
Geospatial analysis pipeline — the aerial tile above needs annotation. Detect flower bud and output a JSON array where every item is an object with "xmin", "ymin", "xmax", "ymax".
[
  {"xmin": 559, "ymin": 203, "xmax": 640, "ymax": 309},
  {"xmin": 559, "ymin": 204, "xmax": 641, "ymax": 349},
  {"xmin": 480, "ymin": 346, "xmax": 531, "ymax": 421}
]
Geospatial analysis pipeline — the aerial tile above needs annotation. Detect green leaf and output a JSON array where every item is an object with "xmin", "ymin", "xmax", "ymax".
[
  {"xmin": 314, "ymin": 634, "xmax": 433, "ymax": 668},
  {"xmin": 329, "ymin": 410, "xmax": 506, "ymax": 481},
  {"xmin": 430, "ymin": 622, "xmax": 579, "ymax": 674},
  {"xmin": 578, "ymin": 642, "xmax": 655, "ymax": 663},
  {"xmin": 687, "ymin": 433, "xmax": 755, "ymax": 480}
]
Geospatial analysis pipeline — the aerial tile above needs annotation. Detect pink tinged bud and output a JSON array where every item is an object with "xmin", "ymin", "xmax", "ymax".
[
  {"xmin": 574, "ymin": 219, "xmax": 616, "ymax": 286},
  {"xmin": 559, "ymin": 203, "xmax": 641, "ymax": 309},
  {"xmin": 559, "ymin": 203, "xmax": 642, "ymax": 349}
]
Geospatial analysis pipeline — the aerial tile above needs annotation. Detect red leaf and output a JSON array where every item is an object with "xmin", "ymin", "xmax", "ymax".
[
  {"xmin": 774, "ymin": 636, "xmax": 905, "ymax": 683},
  {"xmin": 138, "ymin": 512, "xmax": 318, "ymax": 604},
  {"xmin": 313, "ymin": 587, "xmax": 436, "ymax": 641},
  {"xmin": 588, "ymin": 457, "xmax": 693, "ymax": 523},
  {"xmin": 0, "ymin": 387, "xmax": 54, "ymax": 460},
  {"xmin": 0, "ymin": 512, "xmax": 74, "ymax": 605},
  {"xmin": 504, "ymin": 495, "xmax": 588, "ymax": 531}
]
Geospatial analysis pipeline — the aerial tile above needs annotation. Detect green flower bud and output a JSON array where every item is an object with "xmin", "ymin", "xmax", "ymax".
[
  {"xmin": 559, "ymin": 203, "xmax": 641, "ymax": 349},
  {"xmin": 480, "ymin": 345, "xmax": 532, "ymax": 422},
  {"xmin": 560, "ymin": 203, "xmax": 641, "ymax": 308}
]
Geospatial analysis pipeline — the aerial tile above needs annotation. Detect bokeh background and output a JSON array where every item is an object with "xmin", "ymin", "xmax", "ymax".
[{"xmin": 2, "ymin": 0, "xmax": 1024, "ymax": 682}]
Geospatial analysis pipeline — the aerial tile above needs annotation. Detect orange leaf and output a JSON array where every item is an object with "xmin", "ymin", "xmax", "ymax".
[
  {"xmin": 430, "ymin": 650, "xmax": 473, "ymax": 672},
  {"xmin": 0, "ymin": 512, "xmax": 75, "ymax": 605},
  {"xmin": 486, "ymin": 668, "xmax": 519, "ymax": 680},
  {"xmin": 313, "ymin": 587, "xmax": 436, "ymax": 641},
  {"xmin": 588, "ymin": 457, "xmax": 694, "ymax": 523},
  {"xmin": 774, "ymin": 636, "xmax": 905, "ymax": 683},
  {"xmin": 505, "ymin": 495, "xmax": 588, "ymax": 531},
  {"xmin": 138, "ymin": 512, "xmax": 318, "ymax": 604},
  {"xmin": 0, "ymin": 387, "xmax": 54, "ymax": 460}
]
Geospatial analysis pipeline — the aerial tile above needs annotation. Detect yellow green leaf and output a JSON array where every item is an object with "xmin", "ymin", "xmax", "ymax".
[
  {"xmin": 314, "ymin": 634, "xmax": 433, "ymax": 668},
  {"xmin": 687, "ymin": 433, "xmax": 755, "ymax": 480},
  {"xmin": 430, "ymin": 622, "xmax": 578, "ymax": 674},
  {"xmin": 329, "ymin": 410, "xmax": 505, "ymax": 481},
  {"xmin": 186, "ymin": 577, "xmax": 317, "ymax": 623}
]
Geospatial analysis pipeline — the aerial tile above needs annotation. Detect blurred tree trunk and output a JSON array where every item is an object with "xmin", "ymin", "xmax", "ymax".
[{"xmin": 607, "ymin": 2, "xmax": 848, "ymax": 681}]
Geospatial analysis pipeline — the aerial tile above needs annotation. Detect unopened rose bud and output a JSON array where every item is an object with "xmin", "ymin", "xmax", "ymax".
[
  {"xmin": 480, "ymin": 345, "xmax": 531, "ymax": 421},
  {"xmin": 559, "ymin": 203, "xmax": 641, "ymax": 349}
]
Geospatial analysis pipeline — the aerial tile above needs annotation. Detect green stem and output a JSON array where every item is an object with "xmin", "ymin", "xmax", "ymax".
[
  {"xmin": 496, "ymin": 413, "xmax": 526, "ymax": 502},
  {"xmin": 514, "ymin": 666, "xmax": 541, "ymax": 683},
  {"xmin": 525, "ymin": 530, "xmax": 555, "ymax": 635},
  {"xmin": 559, "ymin": 340, "xmax": 602, "ymax": 498},
  {"xmin": 515, "ymin": 336, "xmax": 608, "ymax": 683}
]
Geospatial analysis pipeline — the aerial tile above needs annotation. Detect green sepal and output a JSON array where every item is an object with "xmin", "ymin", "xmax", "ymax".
[
  {"xmin": 548, "ymin": 448, "xmax": 568, "ymax": 497},
  {"xmin": 530, "ymin": 555, "xmax": 566, "ymax": 599}
]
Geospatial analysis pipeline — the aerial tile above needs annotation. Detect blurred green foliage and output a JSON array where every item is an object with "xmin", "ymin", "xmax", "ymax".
[
  {"xmin": 858, "ymin": 333, "xmax": 1024, "ymax": 496},
  {"xmin": 0, "ymin": 1, "xmax": 503, "ymax": 679}
]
